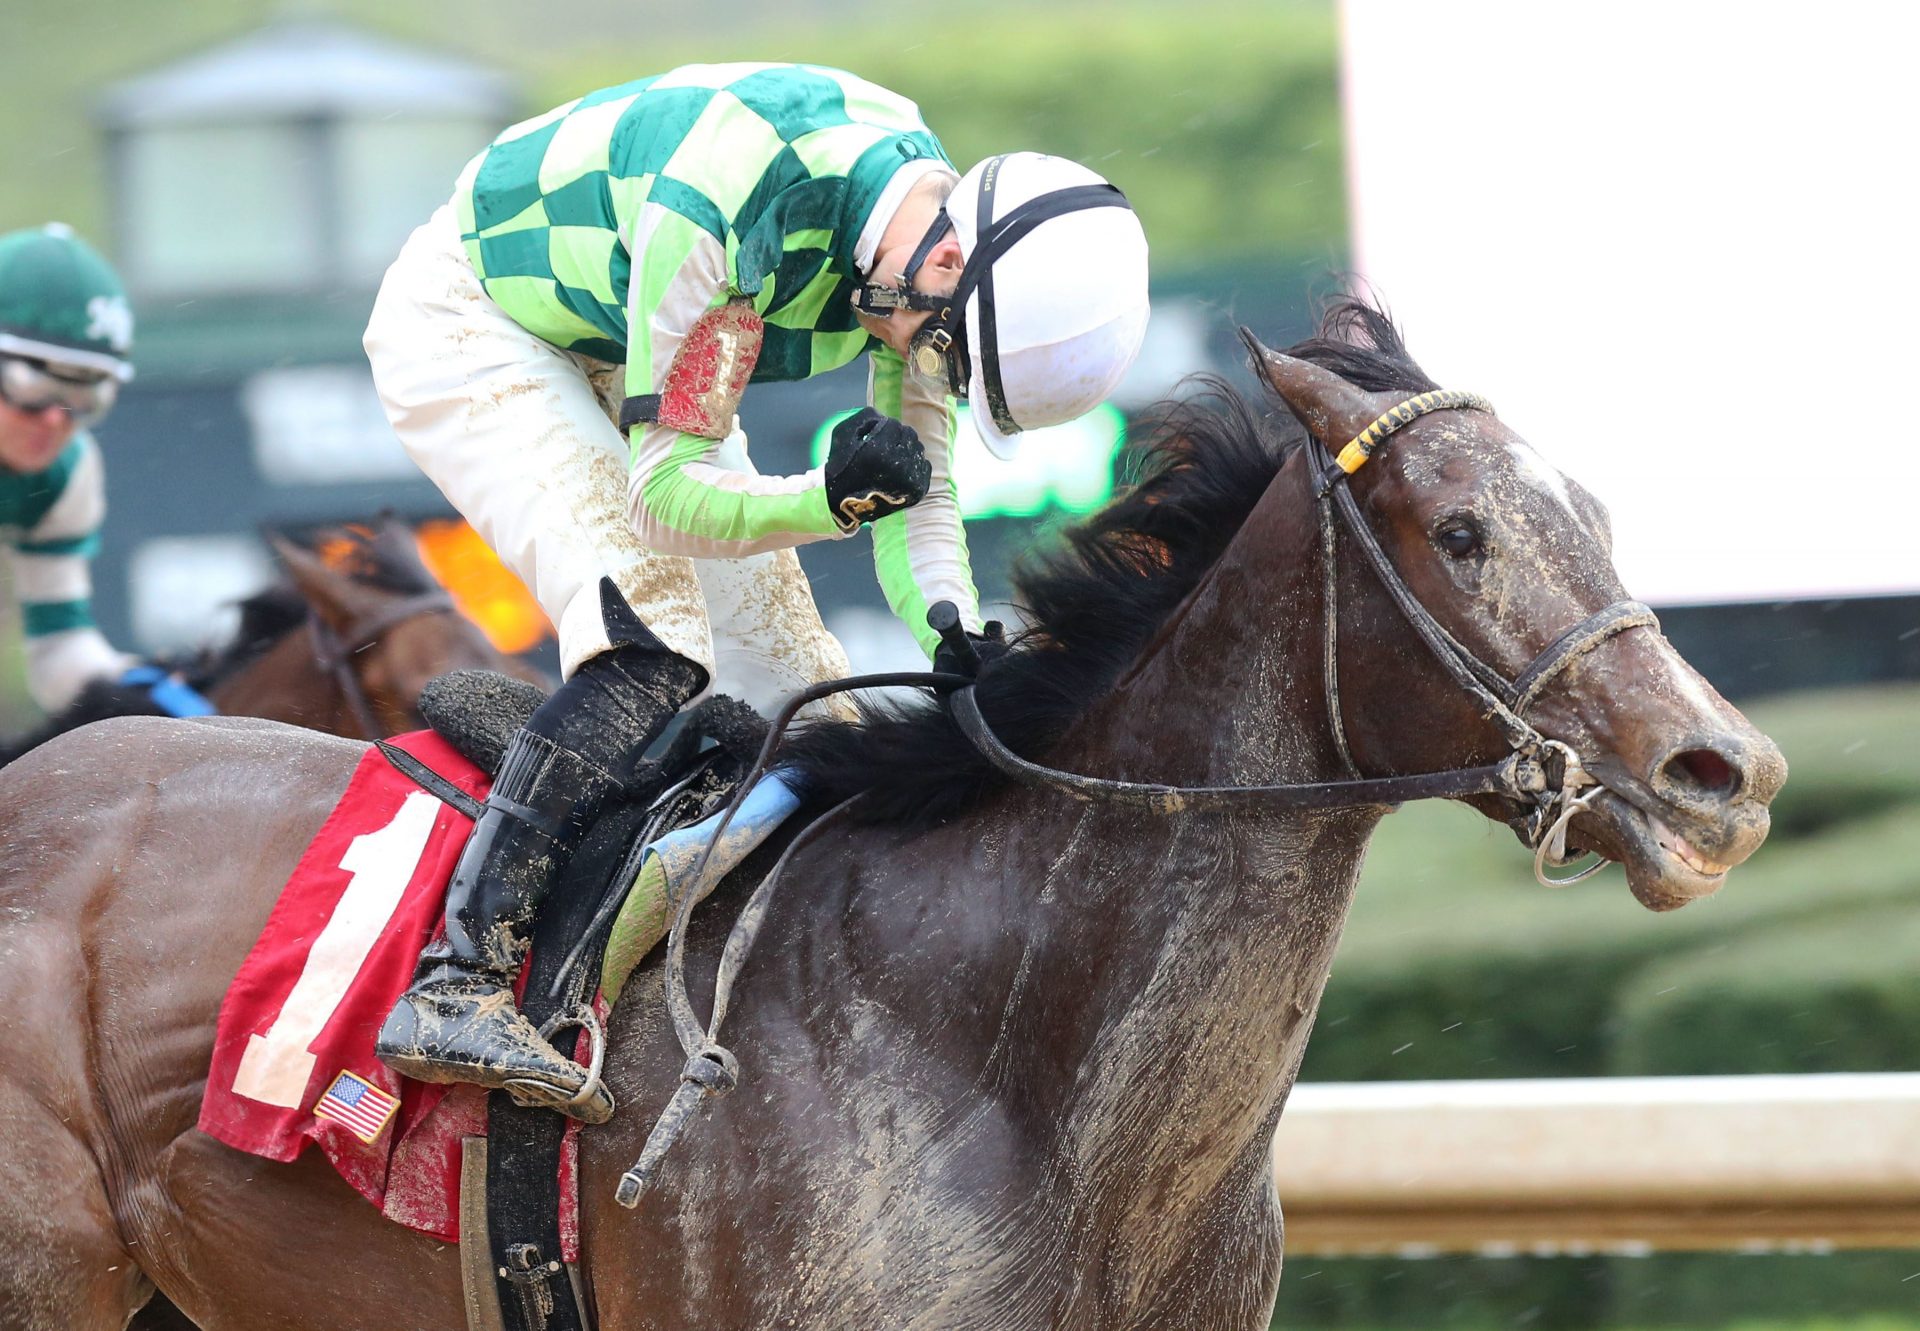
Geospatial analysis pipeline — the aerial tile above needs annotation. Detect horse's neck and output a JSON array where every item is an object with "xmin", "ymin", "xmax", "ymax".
[
  {"xmin": 207, "ymin": 630, "xmax": 346, "ymax": 734},
  {"xmin": 965, "ymin": 453, "xmax": 1382, "ymax": 1264}
]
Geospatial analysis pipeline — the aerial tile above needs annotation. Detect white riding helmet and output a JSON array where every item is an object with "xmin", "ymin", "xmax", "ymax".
[
  {"xmin": 949, "ymin": 154, "xmax": 1149, "ymax": 457},
  {"xmin": 855, "ymin": 153, "xmax": 1150, "ymax": 459}
]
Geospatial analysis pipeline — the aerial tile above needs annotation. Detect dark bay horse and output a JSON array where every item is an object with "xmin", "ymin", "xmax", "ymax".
[
  {"xmin": 1, "ymin": 518, "xmax": 538, "ymax": 763},
  {"xmin": 0, "ymin": 303, "xmax": 1784, "ymax": 1330}
]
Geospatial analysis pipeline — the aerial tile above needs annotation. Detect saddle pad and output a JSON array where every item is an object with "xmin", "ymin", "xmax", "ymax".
[{"xmin": 196, "ymin": 731, "xmax": 582, "ymax": 1256}]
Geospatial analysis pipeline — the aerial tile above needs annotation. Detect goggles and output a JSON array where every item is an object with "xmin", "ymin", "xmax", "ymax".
[
  {"xmin": 853, "ymin": 158, "xmax": 1132, "ymax": 435},
  {"xmin": 0, "ymin": 354, "xmax": 119, "ymax": 428}
]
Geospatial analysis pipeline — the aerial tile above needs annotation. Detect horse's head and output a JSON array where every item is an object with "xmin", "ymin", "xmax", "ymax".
[
  {"xmin": 1245, "ymin": 325, "xmax": 1785, "ymax": 911},
  {"xmin": 267, "ymin": 519, "xmax": 547, "ymax": 736}
]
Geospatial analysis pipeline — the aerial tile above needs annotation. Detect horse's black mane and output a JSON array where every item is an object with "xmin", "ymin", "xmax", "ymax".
[{"xmin": 785, "ymin": 297, "xmax": 1438, "ymax": 827}]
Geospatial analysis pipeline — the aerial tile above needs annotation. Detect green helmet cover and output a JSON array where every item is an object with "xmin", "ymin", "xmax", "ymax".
[{"xmin": 0, "ymin": 224, "xmax": 134, "ymax": 380}]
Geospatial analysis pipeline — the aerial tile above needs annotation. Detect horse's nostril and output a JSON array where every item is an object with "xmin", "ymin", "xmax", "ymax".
[{"xmin": 1663, "ymin": 747, "xmax": 1741, "ymax": 801}]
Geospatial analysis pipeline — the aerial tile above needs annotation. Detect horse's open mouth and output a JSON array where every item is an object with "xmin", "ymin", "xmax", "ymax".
[{"xmin": 1564, "ymin": 792, "xmax": 1741, "ymax": 912}]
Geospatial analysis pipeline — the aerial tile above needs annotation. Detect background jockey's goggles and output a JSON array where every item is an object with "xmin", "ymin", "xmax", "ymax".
[
  {"xmin": 853, "ymin": 157, "xmax": 1133, "ymax": 436},
  {"xmin": 0, "ymin": 353, "xmax": 119, "ymax": 427}
]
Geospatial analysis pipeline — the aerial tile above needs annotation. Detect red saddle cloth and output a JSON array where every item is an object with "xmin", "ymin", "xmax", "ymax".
[{"xmin": 197, "ymin": 731, "xmax": 580, "ymax": 1255}]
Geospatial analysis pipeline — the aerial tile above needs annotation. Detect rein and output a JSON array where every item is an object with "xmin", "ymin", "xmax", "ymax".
[
  {"xmin": 306, "ymin": 592, "xmax": 456, "ymax": 739},
  {"xmin": 951, "ymin": 396, "xmax": 1658, "ymax": 867},
  {"xmin": 613, "ymin": 384, "xmax": 1659, "ymax": 1204}
]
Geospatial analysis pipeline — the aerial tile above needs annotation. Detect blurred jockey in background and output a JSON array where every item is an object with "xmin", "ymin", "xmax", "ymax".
[
  {"xmin": 364, "ymin": 62, "xmax": 1149, "ymax": 1118},
  {"xmin": 0, "ymin": 224, "xmax": 213, "ymax": 722}
]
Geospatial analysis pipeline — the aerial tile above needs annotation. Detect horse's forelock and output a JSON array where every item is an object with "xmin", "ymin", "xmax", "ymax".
[
  {"xmin": 323, "ymin": 522, "xmax": 439, "ymax": 596},
  {"xmin": 1284, "ymin": 297, "xmax": 1439, "ymax": 397}
]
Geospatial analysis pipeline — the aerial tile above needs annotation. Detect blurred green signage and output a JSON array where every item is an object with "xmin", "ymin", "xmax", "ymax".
[{"xmin": 809, "ymin": 402, "xmax": 1126, "ymax": 521}]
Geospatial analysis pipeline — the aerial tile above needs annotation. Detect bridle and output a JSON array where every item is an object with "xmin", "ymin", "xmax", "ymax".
[
  {"xmin": 615, "ymin": 373, "xmax": 1663, "ymax": 1204},
  {"xmin": 306, "ymin": 591, "xmax": 457, "ymax": 740},
  {"xmin": 940, "ymin": 381, "xmax": 1660, "ymax": 884},
  {"xmin": 1298, "ymin": 388, "xmax": 1658, "ymax": 879}
]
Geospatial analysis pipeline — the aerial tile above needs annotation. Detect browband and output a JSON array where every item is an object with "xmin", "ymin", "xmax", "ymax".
[{"xmin": 1319, "ymin": 388, "xmax": 1497, "ymax": 489}]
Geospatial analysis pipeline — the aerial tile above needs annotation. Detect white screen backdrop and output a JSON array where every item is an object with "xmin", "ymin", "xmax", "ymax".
[{"xmin": 1340, "ymin": 1, "xmax": 1920, "ymax": 603}]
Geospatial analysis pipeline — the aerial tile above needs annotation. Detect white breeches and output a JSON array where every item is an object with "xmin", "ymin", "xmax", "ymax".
[{"xmin": 363, "ymin": 205, "xmax": 852, "ymax": 717}]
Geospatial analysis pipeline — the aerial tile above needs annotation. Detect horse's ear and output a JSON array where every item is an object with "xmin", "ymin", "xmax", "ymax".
[
  {"xmin": 268, "ymin": 532, "xmax": 383, "ymax": 633},
  {"xmin": 1238, "ymin": 327, "xmax": 1390, "ymax": 450},
  {"xmin": 367, "ymin": 513, "xmax": 433, "ymax": 585}
]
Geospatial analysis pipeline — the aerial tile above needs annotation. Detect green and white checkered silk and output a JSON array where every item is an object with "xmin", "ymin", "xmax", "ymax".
[
  {"xmin": 456, "ymin": 62, "xmax": 949, "ymax": 393},
  {"xmin": 450, "ymin": 62, "xmax": 982, "ymax": 656},
  {"xmin": 1, "ymin": 433, "xmax": 134, "ymax": 711}
]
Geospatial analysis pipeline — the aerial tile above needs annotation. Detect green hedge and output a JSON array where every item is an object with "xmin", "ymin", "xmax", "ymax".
[
  {"xmin": 5, "ymin": 2, "xmax": 1346, "ymax": 272},
  {"xmin": 1271, "ymin": 1252, "xmax": 1920, "ymax": 1330},
  {"xmin": 1612, "ymin": 904, "xmax": 1920, "ymax": 1076},
  {"xmin": 1277, "ymin": 684, "xmax": 1920, "ymax": 1330},
  {"xmin": 542, "ymin": 1, "xmax": 1347, "ymax": 271},
  {"xmin": 1301, "ymin": 684, "xmax": 1920, "ymax": 1084}
]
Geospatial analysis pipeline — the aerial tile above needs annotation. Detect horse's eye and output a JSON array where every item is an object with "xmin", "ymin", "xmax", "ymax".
[{"xmin": 1435, "ymin": 519, "xmax": 1483, "ymax": 559}]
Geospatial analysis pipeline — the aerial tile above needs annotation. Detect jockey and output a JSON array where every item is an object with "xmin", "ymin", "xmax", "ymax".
[
  {"xmin": 364, "ymin": 62, "xmax": 1149, "ymax": 1119},
  {"xmin": 0, "ymin": 225, "xmax": 214, "ymax": 721}
]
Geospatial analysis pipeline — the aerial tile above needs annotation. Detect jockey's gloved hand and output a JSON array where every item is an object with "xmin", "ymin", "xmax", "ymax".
[
  {"xmin": 933, "ymin": 619, "xmax": 1010, "ymax": 678},
  {"xmin": 117, "ymin": 664, "xmax": 217, "ymax": 717},
  {"xmin": 824, "ymin": 407, "xmax": 931, "ymax": 532}
]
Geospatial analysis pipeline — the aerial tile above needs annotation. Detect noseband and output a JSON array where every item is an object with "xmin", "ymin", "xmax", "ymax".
[{"xmin": 307, "ymin": 592, "xmax": 456, "ymax": 740}]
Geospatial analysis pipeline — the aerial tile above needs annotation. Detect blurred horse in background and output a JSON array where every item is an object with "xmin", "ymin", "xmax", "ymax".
[{"xmin": 0, "ymin": 516, "xmax": 544, "ymax": 764}]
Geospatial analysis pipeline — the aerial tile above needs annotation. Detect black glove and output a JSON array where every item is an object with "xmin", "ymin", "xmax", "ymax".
[
  {"xmin": 824, "ymin": 407, "xmax": 931, "ymax": 532},
  {"xmin": 933, "ymin": 619, "xmax": 1010, "ymax": 678}
]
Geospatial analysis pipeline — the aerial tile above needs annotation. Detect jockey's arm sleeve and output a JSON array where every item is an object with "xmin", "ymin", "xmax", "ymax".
[
  {"xmin": 866, "ymin": 345, "xmax": 983, "ymax": 658},
  {"xmin": 622, "ymin": 208, "xmax": 846, "ymax": 558},
  {"xmin": 11, "ymin": 437, "xmax": 135, "ymax": 712}
]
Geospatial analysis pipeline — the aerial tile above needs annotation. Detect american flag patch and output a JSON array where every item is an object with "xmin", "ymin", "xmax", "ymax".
[{"xmin": 313, "ymin": 1071, "xmax": 400, "ymax": 1144}]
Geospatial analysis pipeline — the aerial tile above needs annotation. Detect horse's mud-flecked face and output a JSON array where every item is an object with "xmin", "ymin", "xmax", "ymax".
[{"xmin": 1360, "ymin": 411, "xmax": 1787, "ymax": 909}]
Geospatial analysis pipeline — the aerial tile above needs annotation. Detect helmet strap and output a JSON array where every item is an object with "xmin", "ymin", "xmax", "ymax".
[
  {"xmin": 850, "ymin": 210, "xmax": 955, "ymax": 316},
  {"xmin": 854, "ymin": 167, "xmax": 1135, "ymax": 426},
  {"xmin": 954, "ymin": 157, "xmax": 1133, "ymax": 437}
]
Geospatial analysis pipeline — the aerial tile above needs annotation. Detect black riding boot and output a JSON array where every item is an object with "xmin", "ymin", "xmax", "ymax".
[{"xmin": 376, "ymin": 581, "xmax": 705, "ymax": 1122}]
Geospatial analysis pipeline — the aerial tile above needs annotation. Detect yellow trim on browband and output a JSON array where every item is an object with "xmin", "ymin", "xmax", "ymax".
[{"xmin": 1335, "ymin": 389, "xmax": 1494, "ymax": 474}]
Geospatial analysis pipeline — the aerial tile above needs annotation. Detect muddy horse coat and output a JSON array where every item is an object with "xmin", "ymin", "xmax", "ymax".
[{"xmin": 0, "ymin": 304, "xmax": 1783, "ymax": 1331}]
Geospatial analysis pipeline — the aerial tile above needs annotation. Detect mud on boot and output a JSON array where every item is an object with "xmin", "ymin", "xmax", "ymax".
[
  {"xmin": 376, "ymin": 580, "xmax": 707, "ymax": 1123},
  {"xmin": 378, "ymin": 967, "xmax": 615, "ymax": 1124}
]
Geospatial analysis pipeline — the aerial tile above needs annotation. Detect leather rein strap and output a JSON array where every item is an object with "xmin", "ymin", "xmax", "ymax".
[
  {"xmin": 947, "ymin": 687, "xmax": 1540, "ymax": 812},
  {"xmin": 952, "ymin": 395, "xmax": 1658, "ymax": 820},
  {"xmin": 307, "ymin": 592, "xmax": 456, "ymax": 740}
]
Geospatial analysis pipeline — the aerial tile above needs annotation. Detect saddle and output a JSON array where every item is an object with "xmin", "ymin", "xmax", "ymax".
[{"xmin": 408, "ymin": 670, "xmax": 774, "ymax": 1331}]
